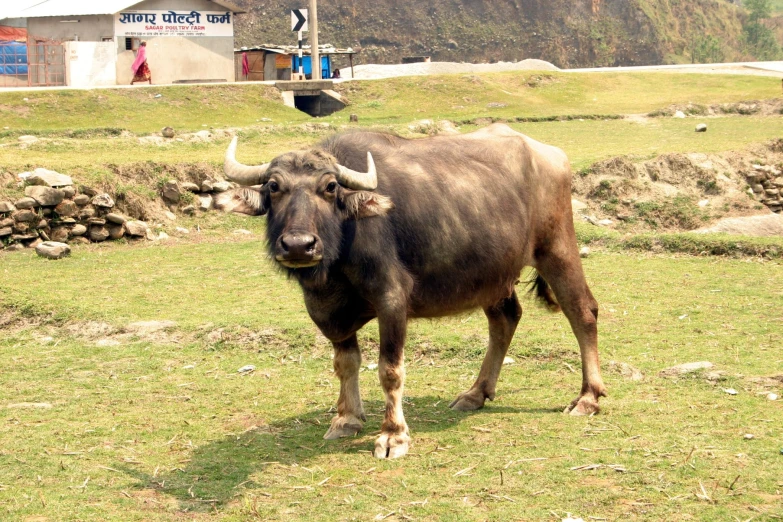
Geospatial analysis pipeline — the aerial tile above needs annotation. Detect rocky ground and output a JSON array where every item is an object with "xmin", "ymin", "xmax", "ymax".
[{"xmin": 570, "ymin": 140, "xmax": 783, "ymax": 236}]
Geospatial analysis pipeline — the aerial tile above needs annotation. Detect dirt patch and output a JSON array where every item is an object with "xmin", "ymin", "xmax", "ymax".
[
  {"xmin": 694, "ymin": 214, "xmax": 783, "ymax": 236},
  {"xmin": 625, "ymin": 114, "xmax": 651, "ymax": 125},
  {"xmin": 0, "ymin": 104, "xmax": 31, "ymax": 117},
  {"xmin": 607, "ymin": 360, "xmax": 643, "ymax": 381},
  {"xmin": 0, "ymin": 308, "xmax": 47, "ymax": 332},
  {"xmin": 65, "ymin": 321, "xmax": 115, "ymax": 338},
  {"xmin": 573, "ymin": 141, "xmax": 783, "ymax": 233},
  {"xmin": 110, "ymin": 162, "xmax": 221, "ymax": 187},
  {"xmin": 649, "ymin": 99, "xmax": 783, "ymax": 118},
  {"xmin": 198, "ymin": 325, "xmax": 288, "ymax": 351},
  {"xmin": 62, "ymin": 319, "xmax": 182, "ymax": 346},
  {"xmin": 137, "ymin": 128, "xmax": 236, "ymax": 146},
  {"xmin": 746, "ymin": 375, "xmax": 783, "ymax": 390},
  {"xmin": 127, "ymin": 488, "xmax": 180, "ymax": 512}
]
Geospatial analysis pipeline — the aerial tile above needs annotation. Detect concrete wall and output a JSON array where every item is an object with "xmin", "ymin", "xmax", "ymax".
[
  {"xmin": 27, "ymin": 0, "xmax": 231, "ymax": 42},
  {"xmin": 2, "ymin": 18, "xmax": 27, "ymax": 29},
  {"xmin": 26, "ymin": 0, "xmax": 237, "ymax": 85},
  {"xmin": 117, "ymin": 0, "xmax": 236, "ymax": 85},
  {"xmin": 28, "ymin": 15, "xmax": 113, "ymax": 42},
  {"xmin": 65, "ymin": 41, "xmax": 117, "ymax": 87},
  {"xmin": 264, "ymin": 54, "xmax": 291, "ymax": 81},
  {"xmin": 117, "ymin": 36, "xmax": 234, "ymax": 84}
]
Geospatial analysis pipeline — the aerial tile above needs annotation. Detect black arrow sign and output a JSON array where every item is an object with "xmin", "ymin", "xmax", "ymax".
[{"xmin": 292, "ymin": 9, "xmax": 307, "ymax": 32}]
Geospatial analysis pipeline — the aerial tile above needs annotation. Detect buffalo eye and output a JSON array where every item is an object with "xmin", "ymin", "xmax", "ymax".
[
  {"xmin": 268, "ymin": 181, "xmax": 279, "ymax": 193},
  {"xmin": 325, "ymin": 181, "xmax": 337, "ymax": 194}
]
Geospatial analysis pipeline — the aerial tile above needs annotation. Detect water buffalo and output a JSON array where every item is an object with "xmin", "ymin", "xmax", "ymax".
[{"xmin": 220, "ymin": 123, "xmax": 606, "ymax": 459}]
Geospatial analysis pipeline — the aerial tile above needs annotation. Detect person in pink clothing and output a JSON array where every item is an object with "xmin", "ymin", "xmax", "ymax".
[
  {"xmin": 130, "ymin": 41, "xmax": 152, "ymax": 85},
  {"xmin": 241, "ymin": 52, "xmax": 249, "ymax": 79}
]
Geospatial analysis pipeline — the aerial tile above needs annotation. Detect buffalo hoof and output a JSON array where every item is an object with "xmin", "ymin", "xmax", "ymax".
[
  {"xmin": 323, "ymin": 413, "xmax": 365, "ymax": 440},
  {"xmin": 564, "ymin": 395, "xmax": 601, "ymax": 416},
  {"xmin": 374, "ymin": 431, "xmax": 411, "ymax": 459},
  {"xmin": 449, "ymin": 390, "xmax": 487, "ymax": 411}
]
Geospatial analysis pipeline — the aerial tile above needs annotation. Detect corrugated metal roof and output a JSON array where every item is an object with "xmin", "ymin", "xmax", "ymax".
[
  {"xmin": 16, "ymin": 0, "xmax": 244, "ymax": 18},
  {"xmin": 237, "ymin": 44, "xmax": 357, "ymax": 56},
  {"xmin": 0, "ymin": 0, "xmax": 46, "ymax": 21},
  {"xmin": 19, "ymin": 0, "xmax": 142, "ymax": 17}
]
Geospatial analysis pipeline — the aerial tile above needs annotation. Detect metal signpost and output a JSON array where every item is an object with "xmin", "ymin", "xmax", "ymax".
[{"xmin": 291, "ymin": 8, "xmax": 308, "ymax": 78}]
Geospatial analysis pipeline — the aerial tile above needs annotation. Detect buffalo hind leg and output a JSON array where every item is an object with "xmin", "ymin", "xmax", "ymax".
[
  {"xmin": 324, "ymin": 335, "xmax": 366, "ymax": 439},
  {"xmin": 536, "ymin": 245, "xmax": 606, "ymax": 415},
  {"xmin": 450, "ymin": 291, "xmax": 523, "ymax": 411}
]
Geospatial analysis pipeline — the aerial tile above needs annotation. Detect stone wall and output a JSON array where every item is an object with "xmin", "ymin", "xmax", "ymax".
[
  {"xmin": 0, "ymin": 169, "xmax": 153, "ymax": 252},
  {"xmin": 0, "ymin": 165, "xmax": 240, "ymax": 252},
  {"xmin": 747, "ymin": 164, "xmax": 783, "ymax": 214}
]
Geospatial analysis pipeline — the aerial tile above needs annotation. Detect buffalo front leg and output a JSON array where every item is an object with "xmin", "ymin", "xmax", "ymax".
[
  {"xmin": 537, "ymin": 246, "xmax": 607, "ymax": 416},
  {"xmin": 450, "ymin": 292, "xmax": 522, "ymax": 411},
  {"xmin": 324, "ymin": 335, "xmax": 366, "ymax": 439},
  {"xmin": 374, "ymin": 310, "xmax": 411, "ymax": 459}
]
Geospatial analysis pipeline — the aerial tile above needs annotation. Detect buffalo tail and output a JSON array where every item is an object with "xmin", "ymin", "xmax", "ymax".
[{"xmin": 528, "ymin": 272, "xmax": 561, "ymax": 313}]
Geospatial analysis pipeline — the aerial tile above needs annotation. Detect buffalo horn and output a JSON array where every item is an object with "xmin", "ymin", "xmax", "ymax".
[
  {"xmin": 336, "ymin": 152, "xmax": 378, "ymax": 191},
  {"xmin": 224, "ymin": 136, "xmax": 271, "ymax": 186}
]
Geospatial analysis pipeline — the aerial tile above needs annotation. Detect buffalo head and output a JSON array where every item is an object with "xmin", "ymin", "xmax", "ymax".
[{"xmin": 221, "ymin": 137, "xmax": 394, "ymax": 273}]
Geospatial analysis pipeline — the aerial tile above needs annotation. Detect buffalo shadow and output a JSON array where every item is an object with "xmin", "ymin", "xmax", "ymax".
[{"xmin": 118, "ymin": 393, "xmax": 561, "ymax": 512}]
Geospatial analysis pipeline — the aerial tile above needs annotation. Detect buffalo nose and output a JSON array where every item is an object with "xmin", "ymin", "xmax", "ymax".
[{"xmin": 280, "ymin": 233, "xmax": 318, "ymax": 258}]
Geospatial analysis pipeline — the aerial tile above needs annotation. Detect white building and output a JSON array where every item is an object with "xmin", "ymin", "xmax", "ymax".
[{"xmin": 0, "ymin": 0, "xmax": 244, "ymax": 87}]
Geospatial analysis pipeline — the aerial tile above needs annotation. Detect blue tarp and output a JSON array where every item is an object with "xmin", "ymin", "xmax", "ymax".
[
  {"xmin": 291, "ymin": 55, "xmax": 332, "ymax": 79},
  {"xmin": 0, "ymin": 41, "xmax": 28, "ymax": 75}
]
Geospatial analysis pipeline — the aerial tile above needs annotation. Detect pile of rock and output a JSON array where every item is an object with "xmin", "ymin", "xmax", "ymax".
[
  {"xmin": 1, "ymin": 168, "xmax": 152, "ymax": 251},
  {"xmin": 747, "ymin": 164, "xmax": 783, "ymax": 213},
  {"xmin": 159, "ymin": 177, "xmax": 235, "ymax": 215}
]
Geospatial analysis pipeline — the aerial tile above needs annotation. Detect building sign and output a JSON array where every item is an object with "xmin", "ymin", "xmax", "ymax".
[
  {"xmin": 275, "ymin": 54, "xmax": 290, "ymax": 69},
  {"xmin": 115, "ymin": 10, "xmax": 233, "ymax": 37}
]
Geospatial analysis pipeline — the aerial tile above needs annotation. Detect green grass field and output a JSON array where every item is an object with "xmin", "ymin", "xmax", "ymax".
[
  {"xmin": 1, "ymin": 241, "xmax": 781, "ymax": 521},
  {"xmin": 1, "ymin": 70, "xmax": 783, "ymax": 521}
]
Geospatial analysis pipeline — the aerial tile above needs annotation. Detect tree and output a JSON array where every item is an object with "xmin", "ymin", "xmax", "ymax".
[
  {"xmin": 744, "ymin": 0, "xmax": 772, "ymax": 22},
  {"xmin": 742, "ymin": 0, "xmax": 781, "ymax": 60},
  {"xmin": 692, "ymin": 35, "xmax": 725, "ymax": 63}
]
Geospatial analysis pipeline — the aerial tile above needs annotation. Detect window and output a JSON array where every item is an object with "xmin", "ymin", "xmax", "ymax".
[
  {"xmin": 102, "ymin": 37, "xmax": 113, "ymax": 42},
  {"xmin": 124, "ymin": 37, "xmax": 140, "ymax": 51}
]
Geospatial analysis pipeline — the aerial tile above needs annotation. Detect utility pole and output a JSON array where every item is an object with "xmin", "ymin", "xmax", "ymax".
[{"xmin": 310, "ymin": 0, "xmax": 320, "ymax": 80}]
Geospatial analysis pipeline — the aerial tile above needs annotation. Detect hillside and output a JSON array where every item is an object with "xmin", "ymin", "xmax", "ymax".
[{"xmin": 233, "ymin": 0, "xmax": 749, "ymax": 68}]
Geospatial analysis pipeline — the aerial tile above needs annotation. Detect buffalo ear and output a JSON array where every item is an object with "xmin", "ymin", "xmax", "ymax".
[
  {"xmin": 341, "ymin": 191, "xmax": 394, "ymax": 219},
  {"xmin": 214, "ymin": 186, "xmax": 268, "ymax": 216}
]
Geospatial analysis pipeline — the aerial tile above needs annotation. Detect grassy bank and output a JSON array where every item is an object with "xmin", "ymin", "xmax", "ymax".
[
  {"xmin": 2, "ymin": 114, "xmax": 782, "ymax": 201},
  {"xmin": 0, "ymin": 72, "xmax": 779, "ymax": 135},
  {"xmin": 1, "ymin": 72, "xmax": 780, "ymax": 201},
  {"xmin": 0, "ymin": 84, "xmax": 310, "ymax": 134},
  {"xmin": 574, "ymin": 222, "xmax": 783, "ymax": 259}
]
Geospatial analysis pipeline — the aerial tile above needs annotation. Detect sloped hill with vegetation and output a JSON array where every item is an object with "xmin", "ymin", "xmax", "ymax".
[{"xmin": 233, "ymin": 0, "xmax": 753, "ymax": 67}]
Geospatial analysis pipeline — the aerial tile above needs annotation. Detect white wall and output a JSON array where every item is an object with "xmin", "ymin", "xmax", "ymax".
[
  {"xmin": 65, "ymin": 42, "xmax": 117, "ymax": 87},
  {"xmin": 116, "ymin": 37, "xmax": 234, "ymax": 85},
  {"xmin": 115, "ymin": 0, "xmax": 237, "ymax": 85},
  {"xmin": 28, "ymin": 15, "xmax": 114, "ymax": 42},
  {"xmin": 27, "ymin": 0, "xmax": 238, "ymax": 86}
]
